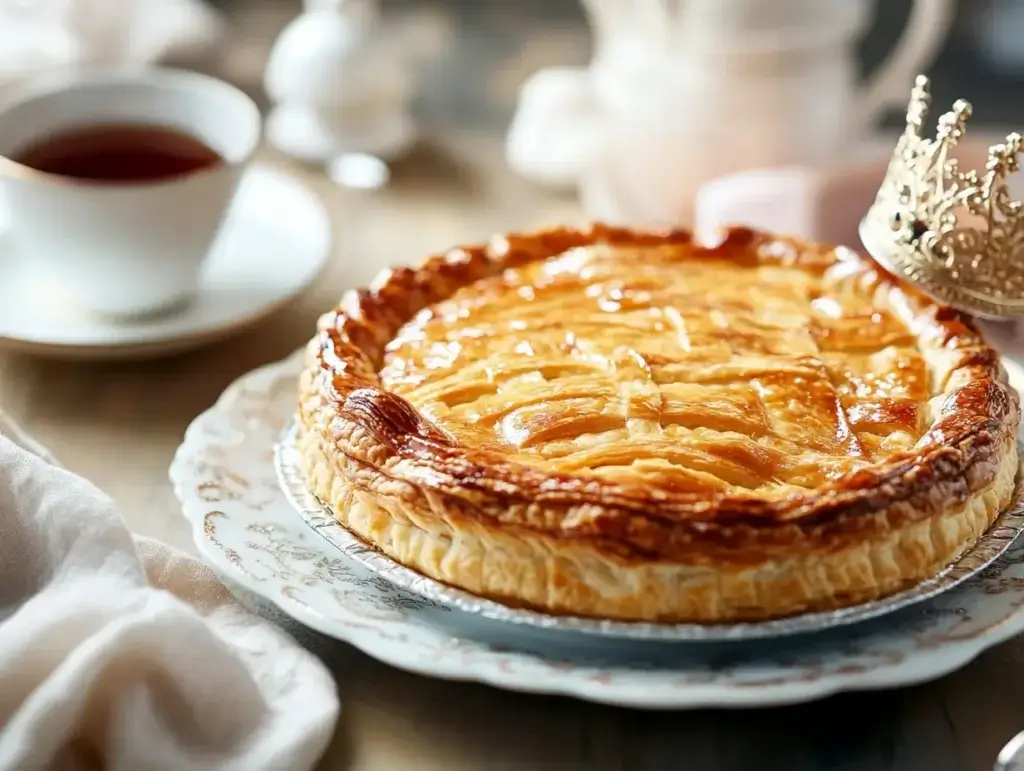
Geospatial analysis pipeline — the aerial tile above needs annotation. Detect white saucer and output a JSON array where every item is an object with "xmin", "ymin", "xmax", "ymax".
[{"xmin": 0, "ymin": 164, "xmax": 331, "ymax": 360}]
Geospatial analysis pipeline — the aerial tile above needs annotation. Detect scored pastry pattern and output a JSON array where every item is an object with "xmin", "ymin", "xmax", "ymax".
[
  {"xmin": 381, "ymin": 242, "xmax": 929, "ymax": 497},
  {"xmin": 298, "ymin": 226, "xmax": 1018, "ymax": 622}
]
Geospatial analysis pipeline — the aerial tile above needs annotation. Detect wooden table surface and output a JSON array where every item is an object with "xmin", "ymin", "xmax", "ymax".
[{"xmin": 1, "ymin": 134, "xmax": 1023, "ymax": 771}]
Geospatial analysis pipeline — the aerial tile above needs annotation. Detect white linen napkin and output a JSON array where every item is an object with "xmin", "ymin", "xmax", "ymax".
[{"xmin": 0, "ymin": 411, "xmax": 339, "ymax": 771}]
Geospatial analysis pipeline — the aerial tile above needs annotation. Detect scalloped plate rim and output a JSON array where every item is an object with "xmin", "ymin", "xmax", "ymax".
[{"xmin": 170, "ymin": 350, "xmax": 1024, "ymax": 709}]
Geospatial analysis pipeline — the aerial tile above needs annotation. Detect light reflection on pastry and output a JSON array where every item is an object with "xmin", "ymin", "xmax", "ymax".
[{"xmin": 297, "ymin": 226, "xmax": 1019, "ymax": 622}]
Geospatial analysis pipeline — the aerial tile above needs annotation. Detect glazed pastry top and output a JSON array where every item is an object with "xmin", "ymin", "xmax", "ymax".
[{"xmin": 380, "ymin": 240, "xmax": 940, "ymax": 499}]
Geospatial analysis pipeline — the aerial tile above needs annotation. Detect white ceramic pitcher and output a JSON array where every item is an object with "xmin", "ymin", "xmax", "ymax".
[{"xmin": 506, "ymin": 0, "xmax": 955, "ymax": 227}]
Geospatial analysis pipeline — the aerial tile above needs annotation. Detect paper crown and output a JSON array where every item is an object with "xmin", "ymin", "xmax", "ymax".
[{"xmin": 859, "ymin": 75, "xmax": 1024, "ymax": 318}]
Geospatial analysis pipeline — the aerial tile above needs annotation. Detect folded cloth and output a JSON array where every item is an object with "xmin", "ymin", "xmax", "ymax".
[{"xmin": 0, "ymin": 411, "xmax": 339, "ymax": 771}]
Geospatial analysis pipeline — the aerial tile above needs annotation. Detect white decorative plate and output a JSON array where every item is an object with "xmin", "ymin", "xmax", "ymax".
[{"xmin": 170, "ymin": 351, "xmax": 1024, "ymax": 709}]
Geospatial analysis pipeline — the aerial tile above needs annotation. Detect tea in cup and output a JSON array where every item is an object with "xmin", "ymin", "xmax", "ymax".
[{"xmin": 0, "ymin": 68, "xmax": 261, "ymax": 317}]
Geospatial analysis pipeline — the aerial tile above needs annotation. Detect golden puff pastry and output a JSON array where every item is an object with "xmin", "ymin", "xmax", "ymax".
[{"xmin": 297, "ymin": 226, "xmax": 1020, "ymax": 622}]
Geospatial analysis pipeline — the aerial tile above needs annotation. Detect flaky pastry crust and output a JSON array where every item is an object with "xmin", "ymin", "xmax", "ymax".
[{"xmin": 297, "ymin": 226, "xmax": 1020, "ymax": 622}]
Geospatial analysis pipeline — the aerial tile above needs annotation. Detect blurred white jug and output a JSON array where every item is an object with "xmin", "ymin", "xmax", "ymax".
[{"xmin": 506, "ymin": 0, "xmax": 955, "ymax": 227}]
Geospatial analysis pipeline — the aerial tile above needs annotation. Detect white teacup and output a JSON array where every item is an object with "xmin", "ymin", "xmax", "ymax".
[{"xmin": 0, "ymin": 68, "xmax": 261, "ymax": 317}]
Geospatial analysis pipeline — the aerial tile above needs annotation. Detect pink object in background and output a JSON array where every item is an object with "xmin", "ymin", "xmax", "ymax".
[
  {"xmin": 694, "ymin": 161, "xmax": 886, "ymax": 249},
  {"xmin": 693, "ymin": 135, "xmax": 1010, "ymax": 250}
]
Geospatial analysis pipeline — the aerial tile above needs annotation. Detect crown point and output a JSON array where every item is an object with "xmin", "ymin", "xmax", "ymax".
[
  {"xmin": 906, "ymin": 77, "xmax": 933, "ymax": 135},
  {"xmin": 859, "ymin": 78, "xmax": 1024, "ymax": 318}
]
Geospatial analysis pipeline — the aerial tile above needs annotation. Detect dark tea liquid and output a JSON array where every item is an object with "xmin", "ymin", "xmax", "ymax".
[{"xmin": 12, "ymin": 123, "xmax": 222, "ymax": 182}]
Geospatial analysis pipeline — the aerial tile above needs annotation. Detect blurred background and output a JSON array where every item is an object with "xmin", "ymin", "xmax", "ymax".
[
  {"xmin": 3, "ymin": 0, "xmax": 1022, "ymax": 210},
  {"xmin": 1, "ymin": 0, "xmax": 1023, "ymax": 332},
  {"xmin": 200, "ymin": 0, "xmax": 1021, "ymax": 130},
  {"xmin": 176, "ymin": 0, "xmax": 1024, "ymax": 239}
]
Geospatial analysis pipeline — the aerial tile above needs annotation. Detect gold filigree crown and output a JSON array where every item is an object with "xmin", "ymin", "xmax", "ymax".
[{"xmin": 859, "ymin": 75, "xmax": 1024, "ymax": 318}]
